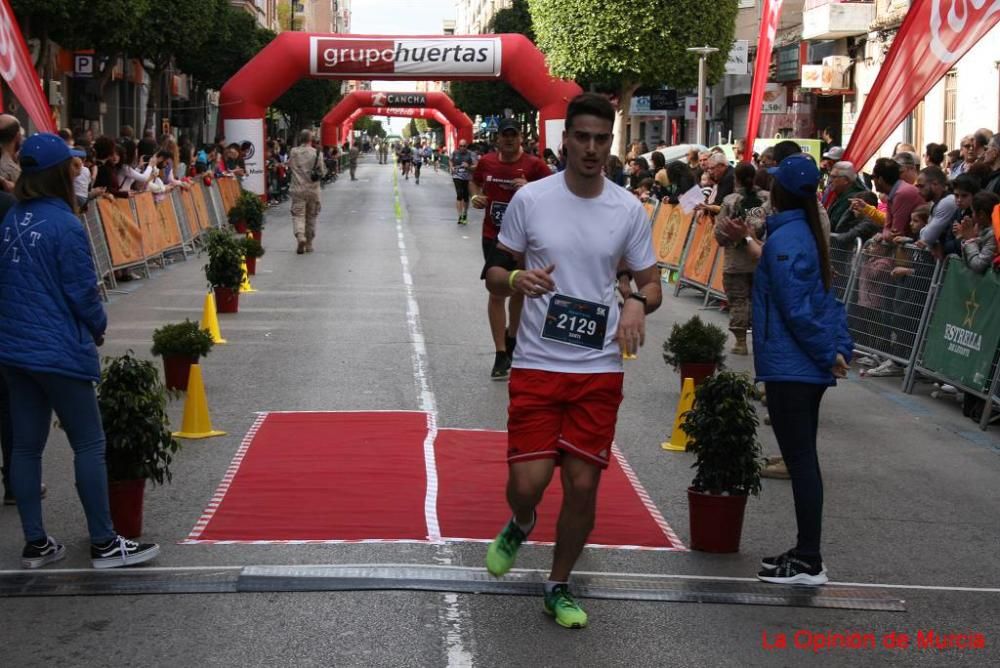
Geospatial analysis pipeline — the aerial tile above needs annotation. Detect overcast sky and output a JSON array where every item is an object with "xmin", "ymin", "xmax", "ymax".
[{"xmin": 350, "ymin": 0, "xmax": 459, "ymax": 128}]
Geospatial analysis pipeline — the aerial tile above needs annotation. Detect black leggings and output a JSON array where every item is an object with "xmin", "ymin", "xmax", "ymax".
[
  {"xmin": 764, "ymin": 382, "xmax": 827, "ymax": 558},
  {"xmin": 453, "ymin": 178, "xmax": 470, "ymax": 202},
  {"xmin": 414, "ymin": 162, "xmax": 422, "ymax": 178}
]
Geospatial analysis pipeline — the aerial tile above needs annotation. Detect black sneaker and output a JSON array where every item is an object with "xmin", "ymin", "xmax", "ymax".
[
  {"xmin": 21, "ymin": 536, "xmax": 66, "ymax": 569},
  {"xmin": 757, "ymin": 554, "xmax": 828, "ymax": 586},
  {"xmin": 490, "ymin": 351, "xmax": 511, "ymax": 381},
  {"xmin": 91, "ymin": 535, "xmax": 160, "ymax": 569},
  {"xmin": 760, "ymin": 550, "xmax": 793, "ymax": 571}
]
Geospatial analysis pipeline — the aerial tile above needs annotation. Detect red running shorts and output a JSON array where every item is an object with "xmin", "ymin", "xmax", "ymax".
[{"xmin": 506, "ymin": 368, "xmax": 624, "ymax": 469}]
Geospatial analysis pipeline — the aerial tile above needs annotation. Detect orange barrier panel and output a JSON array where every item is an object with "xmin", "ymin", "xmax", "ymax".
[
  {"xmin": 680, "ymin": 212, "xmax": 720, "ymax": 287},
  {"xmin": 132, "ymin": 192, "xmax": 166, "ymax": 256},
  {"xmin": 156, "ymin": 195, "xmax": 184, "ymax": 249},
  {"xmin": 179, "ymin": 189, "xmax": 202, "ymax": 239},
  {"xmin": 218, "ymin": 177, "xmax": 240, "ymax": 215},
  {"xmin": 192, "ymin": 183, "xmax": 214, "ymax": 231},
  {"xmin": 98, "ymin": 198, "xmax": 144, "ymax": 267},
  {"xmin": 710, "ymin": 250, "xmax": 726, "ymax": 294},
  {"xmin": 652, "ymin": 203, "xmax": 696, "ymax": 268}
]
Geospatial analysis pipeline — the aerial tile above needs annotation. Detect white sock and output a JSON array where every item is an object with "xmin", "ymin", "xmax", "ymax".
[
  {"xmin": 514, "ymin": 511, "xmax": 535, "ymax": 535},
  {"xmin": 544, "ymin": 580, "xmax": 567, "ymax": 595}
]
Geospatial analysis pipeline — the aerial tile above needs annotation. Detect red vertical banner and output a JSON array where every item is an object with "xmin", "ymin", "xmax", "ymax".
[
  {"xmin": 844, "ymin": 0, "xmax": 1000, "ymax": 167},
  {"xmin": 743, "ymin": 0, "xmax": 783, "ymax": 162},
  {"xmin": 0, "ymin": 0, "xmax": 56, "ymax": 132}
]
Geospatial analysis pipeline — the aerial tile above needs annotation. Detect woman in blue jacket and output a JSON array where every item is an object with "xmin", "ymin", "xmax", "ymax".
[
  {"xmin": 752, "ymin": 154, "xmax": 852, "ymax": 586},
  {"xmin": 0, "ymin": 133, "xmax": 158, "ymax": 569}
]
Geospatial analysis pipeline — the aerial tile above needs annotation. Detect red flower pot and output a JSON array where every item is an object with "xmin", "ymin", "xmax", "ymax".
[
  {"xmin": 233, "ymin": 221, "xmax": 248, "ymax": 234},
  {"xmin": 678, "ymin": 362, "xmax": 717, "ymax": 389},
  {"xmin": 162, "ymin": 355, "xmax": 198, "ymax": 391},
  {"xmin": 251, "ymin": 230, "xmax": 262, "ymax": 243},
  {"xmin": 687, "ymin": 487, "xmax": 748, "ymax": 553},
  {"xmin": 214, "ymin": 286, "xmax": 239, "ymax": 313},
  {"xmin": 108, "ymin": 479, "xmax": 146, "ymax": 539},
  {"xmin": 245, "ymin": 256, "xmax": 257, "ymax": 276}
]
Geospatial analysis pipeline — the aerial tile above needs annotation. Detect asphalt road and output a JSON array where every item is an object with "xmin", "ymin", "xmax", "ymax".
[{"xmin": 1, "ymin": 156, "xmax": 997, "ymax": 667}]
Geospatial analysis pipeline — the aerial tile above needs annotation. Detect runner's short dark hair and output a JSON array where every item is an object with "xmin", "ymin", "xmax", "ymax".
[{"xmin": 565, "ymin": 93, "xmax": 615, "ymax": 130}]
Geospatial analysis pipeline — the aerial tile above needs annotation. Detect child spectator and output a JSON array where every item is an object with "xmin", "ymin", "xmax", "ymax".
[{"xmin": 954, "ymin": 192, "xmax": 1000, "ymax": 274}]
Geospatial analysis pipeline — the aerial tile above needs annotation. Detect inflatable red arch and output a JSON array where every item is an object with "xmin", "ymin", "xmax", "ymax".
[
  {"xmin": 322, "ymin": 90, "xmax": 473, "ymax": 149},
  {"xmin": 220, "ymin": 32, "xmax": 582, "ymax": 193},
  {"xmin": 336, "ymin": 107, "xmax": 460, "ymax": 152}
]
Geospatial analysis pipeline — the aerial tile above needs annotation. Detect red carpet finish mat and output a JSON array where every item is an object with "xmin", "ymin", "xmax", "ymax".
[{"xmin": 185, "ymin": 411, "xmax": 684, "ymax": 550}]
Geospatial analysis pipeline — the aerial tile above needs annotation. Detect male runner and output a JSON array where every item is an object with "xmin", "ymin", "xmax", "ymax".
[
  {"xmin": 472, "ymin": 118, "xmax": 551, "ymax": 380},
  {"xmin": 450, "ymin": 140, "xmax": 475, "ymax": 224},
  {"xmin": 398, "ymin": 140, "xmax": 413, "ymax": 180},
  {"xmin": 483, "ymin": 94, "xmax": 662, "ymax": 628}
]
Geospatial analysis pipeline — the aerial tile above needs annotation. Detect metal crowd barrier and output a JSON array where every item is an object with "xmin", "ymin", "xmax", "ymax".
[
  {"xmin": 844, "ymin": 239, "xmax": 943, "ymax": 369},
  {"xmin": 79, "ymin": 178, "xmax": 241, "ymax": 300}
]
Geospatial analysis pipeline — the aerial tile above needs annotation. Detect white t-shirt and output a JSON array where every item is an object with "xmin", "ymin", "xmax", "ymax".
[{"xmin": 499, "ymin": 172, "xmax": 656, "ymax": 373}]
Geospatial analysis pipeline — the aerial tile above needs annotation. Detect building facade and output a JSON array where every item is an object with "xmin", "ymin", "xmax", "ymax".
[
  {"xmin": 230, "ymin": 0, "xmax": 280, "ymax": 32},
  {"xmin": 456, "ymin": 0, "xmax": 511, "ymax": 35}
]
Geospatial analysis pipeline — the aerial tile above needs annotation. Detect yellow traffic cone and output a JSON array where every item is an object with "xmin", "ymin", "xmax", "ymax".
[
  {"xmin": 239, "ymin": 258, "xmax": 256, "ymax": 293},
  {"xmin": 199, "ymin": 291, "xmax": 226, "ymax": 344},
  {"xmin": 173, "ymin": 364, "xmax": 226, "ymax": 439},
  {"xmin": 661, "ymin": 377, "xmax": 696, "ymax": 452}
]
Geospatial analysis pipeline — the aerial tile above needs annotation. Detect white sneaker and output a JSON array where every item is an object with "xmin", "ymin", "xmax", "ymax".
[{"xmin": 863, "ymin": 360, "xmax": 903, "ymax": 377}]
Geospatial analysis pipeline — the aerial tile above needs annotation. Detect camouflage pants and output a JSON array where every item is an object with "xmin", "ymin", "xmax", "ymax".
[{"xmin": 723, "ymin": 272, "xmax": 753, "ymax": 335}]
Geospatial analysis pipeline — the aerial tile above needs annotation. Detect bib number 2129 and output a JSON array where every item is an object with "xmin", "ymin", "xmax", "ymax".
[{"xmin": 541, "ymin": 294, "xmax": 608, "ymax": 350}]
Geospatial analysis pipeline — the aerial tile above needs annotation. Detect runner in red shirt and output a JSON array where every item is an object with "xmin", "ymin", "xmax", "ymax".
[{"xmin": 472, "ymin": 119, "xmax": 552, "ymax": 380}]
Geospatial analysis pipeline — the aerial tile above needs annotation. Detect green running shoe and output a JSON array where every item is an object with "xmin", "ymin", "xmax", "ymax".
[
  {"xmin": 485, "ymin": 518, "xmax": 529, "ymax": 577},
  {"xmin": 543, "ymin": 584, "xmax": 588, "ymax": 629}
]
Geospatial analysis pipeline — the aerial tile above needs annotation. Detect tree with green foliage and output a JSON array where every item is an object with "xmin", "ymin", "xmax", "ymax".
[
  {"xmin": 528, "ymin": 0, "xmax": 738, "ymax": 156},
  {"xmin": 354, "ymin": 117, "xmax": 387, "ymax": 139},
  {"xmin": 272, "ymin": 79, "xmax": 342, "ymax": 139},
  {"xmin": 449, "ymin": 0, "xmax": 534, "ymax": 125}
]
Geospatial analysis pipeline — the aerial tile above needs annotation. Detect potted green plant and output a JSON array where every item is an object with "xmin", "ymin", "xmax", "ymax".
[
  {"xmin": 240, "ymin": 236, "xmax": 266, "ymax": 276},
  {"xmin": 228, "ymin": 190, "xmax": 266, "ymax": 240},
  {"xmin": 203, "ymin": 229, "xmax": 245, "ymax": 313},
  {"xmin": 681, "ymin": 371, "xmax": 762, "ymax": 553},
  {"xmin": 151, "ymin": 320, "xmax": 215, "ymax": 391},
  {"xmin": 662, "ymin": 315, "xmax": 727, "ymax": 388},
  {"xmin": 98, "ymin": 353, "xmax": 181, "ymax": 538}
]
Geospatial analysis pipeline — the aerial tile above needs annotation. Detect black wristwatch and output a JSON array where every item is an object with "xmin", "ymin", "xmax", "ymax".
[{"xmin": 627, "ymin": 292, "xmax": 647, "ymax": 306}]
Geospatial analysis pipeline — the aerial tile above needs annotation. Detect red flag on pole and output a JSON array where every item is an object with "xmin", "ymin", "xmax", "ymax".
[
  {"xmin": 743, "ymin": 0, "xmax": 783, "ymax": 162},
  {"xmin": 844, "ymin": 0, "xmax": 1000, "ymax": 167},
  {"xmin": 0, "ymin": 0, "xmax": 56, "ymax": 132}
]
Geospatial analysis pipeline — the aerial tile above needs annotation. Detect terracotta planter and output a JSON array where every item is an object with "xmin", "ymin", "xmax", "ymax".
[
  {"xmin": 687, "ymin": 487, "xmax": 748, "ymax": 553},
  {"xmin": 245, "ymin": 256, "xmax": 257, "ymax": 276},
  {"xmin": 214, "ymin": 286, "xmax": 239, "ymax": 313},
  {"xmin": 233, "ymin": 221, "xmax": 248, "ymax": 234},
  {"xmin": 108, "ymin": 479, "xmax": 146, "ymax": 539},
  {"xmin": 162, "ymin": 355, "xmax": 198, "ymax": 391},
  {"xmin": 678, "ymin": 362, "xmax": 717, "ymax": 389},
  {"xmin": 250, "ymin": 229, "xmax": 262, "ymax": 243}
]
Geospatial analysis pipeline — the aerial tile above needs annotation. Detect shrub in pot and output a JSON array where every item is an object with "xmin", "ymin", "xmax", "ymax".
[
  {"xmin": 98, "ymin": 353, "xmax": 181, "ymax": 538},
  {"xmin": 203, "ymin": 229, "xmax": 244, "ymax": 313},
  {"xmin": 662, "ymin": 315, "xmax": 727, "ymax": 387},
  {"xmin": 151, "ymin": 320, "xmax": 214, "ymax": 391},
  {"xmin": 681, "ymin": 371, "xmax": 762, "ymax": 553},
  {"xmin": 240, "ymin": 236, "xmax": 266, "ymax": 276},
  {"xmin": 228, "ymin": 190, "xmax": 265, "ymax": 239}
]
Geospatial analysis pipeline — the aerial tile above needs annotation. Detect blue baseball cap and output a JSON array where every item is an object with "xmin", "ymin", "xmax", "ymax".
[
  {"xmin": 768, "ymin": 153, "xmax": 820, "ymax": 196},
  {"xmin": 19, "ymin": 133, "xmax": 85, "ymax": 174}
]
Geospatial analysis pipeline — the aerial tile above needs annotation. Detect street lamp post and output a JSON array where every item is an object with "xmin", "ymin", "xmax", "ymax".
[{"xmin": 686, "ymin": 45, "xmax": 719, "ymax": 147}]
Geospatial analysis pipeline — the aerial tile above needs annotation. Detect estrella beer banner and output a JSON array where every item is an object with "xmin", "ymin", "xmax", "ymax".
[
  {"xmin": 0, "ymin": 0, "xmax": 56, "ymax": 132},
  {"xmin": 844, "ymin": 0, "xmax": 1000, "ymax": 167},
  {"xmin": 742, "ymin": 0, "xmax": 783, "ymax": 162},
  {"xmin": 310, "ymin": 37, "xmax": 502, "ymax": 77},
  {"xmin": 922, "ymin": 258, "xmax": 1000, "ymax": 390}
]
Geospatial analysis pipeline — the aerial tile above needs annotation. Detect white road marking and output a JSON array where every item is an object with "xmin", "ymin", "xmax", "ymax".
[{"xmin": 393, "ymin": 171, "xmax": 475, "ymax": 667}]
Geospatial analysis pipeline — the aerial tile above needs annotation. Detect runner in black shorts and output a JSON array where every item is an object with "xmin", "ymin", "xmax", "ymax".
[{"xmin": 451, "ymin": 140, "xmax": 475, "ymax": 224}]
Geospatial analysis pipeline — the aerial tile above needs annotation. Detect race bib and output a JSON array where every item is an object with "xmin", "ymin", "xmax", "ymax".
[
  {"xmin": 490, "ymin": 201, "xmax": 508, "ymax": 229},
  {"xmin": 541, "ymin": 294, "xmax": 609, "ymax": 351}
]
